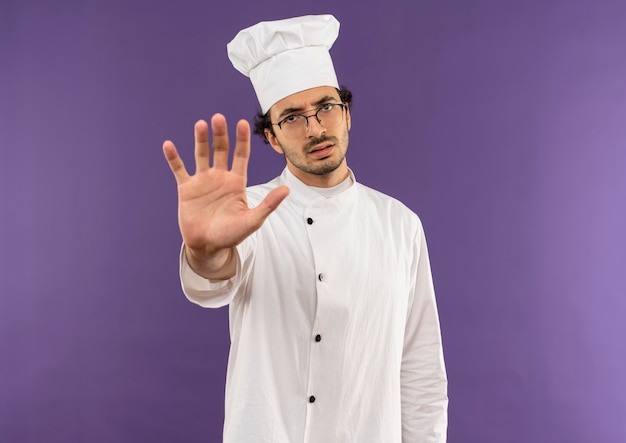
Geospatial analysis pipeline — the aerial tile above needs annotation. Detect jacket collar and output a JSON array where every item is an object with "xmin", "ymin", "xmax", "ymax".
[{"xmin": 279, "ymin": 167, "xmax": 358, "ymax": 211}]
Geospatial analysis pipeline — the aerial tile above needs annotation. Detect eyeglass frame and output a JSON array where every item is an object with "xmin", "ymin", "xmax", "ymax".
[{"xmin": 271, "ymin": 103, "xmax": 348, "ymax": 132}]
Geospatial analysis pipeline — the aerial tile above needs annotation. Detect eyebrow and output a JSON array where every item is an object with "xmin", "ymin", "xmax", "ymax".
[{"xmin": 277, "ymin": 95, "xmax": 340, "ymax": 120}]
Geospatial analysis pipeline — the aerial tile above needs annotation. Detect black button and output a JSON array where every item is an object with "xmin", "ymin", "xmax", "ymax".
[
  {"xmin": 318, "ymin": 273, "xmax": 325, "ymax": 282},
  {"xmin": 309, "ymin": 395, "xmax": 316, "ymax": 403},
  {"xmin": 307, "ymin": 217, "xmax": 314, "ymax": 225},
  {"xmin": 315, "ymin": 334, "xmax": 322, "ymax": 342}
]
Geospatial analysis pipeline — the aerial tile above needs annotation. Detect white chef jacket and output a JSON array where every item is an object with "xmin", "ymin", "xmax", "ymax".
[{"xmin": 180, "ymin": 168, "xmax": 448, "ymax": 442}]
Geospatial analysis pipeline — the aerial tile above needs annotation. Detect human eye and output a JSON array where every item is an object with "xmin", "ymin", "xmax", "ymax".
[
  {"xmin": 281, "ymin": 114, "xmax": 300, "ymax": 125},
  {"xmin": 319, "ymin": 103, "xmax": 334, "ymax": 112}
]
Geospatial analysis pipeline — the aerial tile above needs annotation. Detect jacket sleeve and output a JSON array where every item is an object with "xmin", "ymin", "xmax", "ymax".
[
  {"xmin": 178, "ymin": 234, "xmax": 257, "ymax": 308},
  {"xmin": 401, "ymin": 222, "xmax": 448, "ymax": 442}
]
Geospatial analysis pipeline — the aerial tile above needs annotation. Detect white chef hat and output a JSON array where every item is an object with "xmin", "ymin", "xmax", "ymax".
[{"xmin": 227, "ymin": 14, "xmax": 340, "ymax": 114}]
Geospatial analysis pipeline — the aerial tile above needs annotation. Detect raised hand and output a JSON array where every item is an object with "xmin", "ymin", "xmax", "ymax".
[{"xmin": 163, "ymin": 114, "xmax": 289, "ymax": 279}]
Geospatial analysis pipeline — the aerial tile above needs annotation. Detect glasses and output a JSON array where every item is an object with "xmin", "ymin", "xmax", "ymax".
[{"xmin": 272, "ymin": 103, "xmax": 347, "ymax": 139}]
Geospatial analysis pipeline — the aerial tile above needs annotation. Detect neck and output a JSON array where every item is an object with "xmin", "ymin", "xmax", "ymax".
[{"xmin": 287, "ymin": 162, "xmax": 350, "ymax": 188}]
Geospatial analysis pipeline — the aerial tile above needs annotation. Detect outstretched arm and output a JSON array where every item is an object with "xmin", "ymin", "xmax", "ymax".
[{"xmin": 163, "ymin": 114, "xmax": 289, "ymax": 280}]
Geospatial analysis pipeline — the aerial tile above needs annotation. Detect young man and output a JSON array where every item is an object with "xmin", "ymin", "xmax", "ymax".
[{"xmin": 163, "ymin": 14, "xmax": 447, "ymax": 443}]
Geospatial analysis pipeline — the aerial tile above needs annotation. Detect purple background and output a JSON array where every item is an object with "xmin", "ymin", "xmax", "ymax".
[{"xmin": 2, "ymin": 1, "xmax": 625, "ymax": 442}]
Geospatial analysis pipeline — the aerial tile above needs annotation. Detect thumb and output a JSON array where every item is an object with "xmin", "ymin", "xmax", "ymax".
[{"xmin": 249, "ymin": 186, "xmax": 290, "ymax": 226}]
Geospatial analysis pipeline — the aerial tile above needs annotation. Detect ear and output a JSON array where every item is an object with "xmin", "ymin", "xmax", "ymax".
[
  {"xmin": 346, "ymin": 107, "xmax": 352, "ymax": 131},
  {"xmin": 264, "ymin": 129, "xmax": 284, "ymax": 154}
]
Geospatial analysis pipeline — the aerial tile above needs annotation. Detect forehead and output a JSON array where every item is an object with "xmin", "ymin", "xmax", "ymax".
[{"xmin": 270, "ymin": 86, "xmax": 339, "ymax": 118}]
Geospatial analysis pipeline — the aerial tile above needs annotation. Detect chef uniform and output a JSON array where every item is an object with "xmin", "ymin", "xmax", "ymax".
[{"xmin": 180, "ymin": 14, "xmax": 448, "ymax": 443}]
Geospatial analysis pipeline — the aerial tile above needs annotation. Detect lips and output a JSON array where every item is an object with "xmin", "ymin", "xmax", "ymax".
[{"xmin": 308, "ymin": 143, "xmax": 334, "ymax": 159}]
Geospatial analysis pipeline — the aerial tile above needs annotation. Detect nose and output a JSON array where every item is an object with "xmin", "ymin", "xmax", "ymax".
[{"xmin": 304, "ymin": 114, "xmax": 326, "ymax": 137}]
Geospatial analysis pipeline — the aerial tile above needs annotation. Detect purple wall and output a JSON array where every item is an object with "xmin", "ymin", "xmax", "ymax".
[{"xmin": 2, "ymin": 1, "xmax": 625, "ymax": 442}]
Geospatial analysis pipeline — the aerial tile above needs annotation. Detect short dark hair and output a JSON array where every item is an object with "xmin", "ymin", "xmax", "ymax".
[{"xmin": 252, "ymin": 86, "xmax": 353, "ymax": 143}]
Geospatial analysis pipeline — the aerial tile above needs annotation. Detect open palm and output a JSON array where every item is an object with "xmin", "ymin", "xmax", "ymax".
[{"xmin": 163, "ymin": 114, "xmax": 289, "ymax": 276}]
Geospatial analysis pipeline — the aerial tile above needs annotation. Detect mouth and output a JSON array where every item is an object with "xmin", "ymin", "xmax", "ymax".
[{"xmin": 308, "ymin": 143, "xmax": 334, "ymax": 159}]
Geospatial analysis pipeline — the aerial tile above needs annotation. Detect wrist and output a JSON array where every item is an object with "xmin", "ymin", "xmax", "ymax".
[{"xmin": 185, "ymin": 245, "xmax": 236, "ymax": 280}]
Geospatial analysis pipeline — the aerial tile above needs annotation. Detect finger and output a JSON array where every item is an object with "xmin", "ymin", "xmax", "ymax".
[
  {"xmin": 231, "ymin": 119, "xmax": 251, "ymax": 177},
  {"xmin": 163, "ymin": 140, "xmax": 190, "ymax": 185},
  {"xmin": 248, "ymin": 185, "xmax": 290, "ymax": 227},
  {"xmin": 194, "ymin": 120, "xmax": 210, "ymax": 174},
  {"xmin": 211, "ymin": 113, "xmax": 230, "ymax": 170}
]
